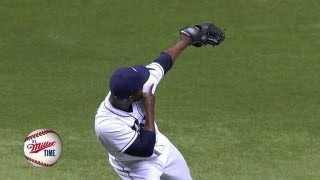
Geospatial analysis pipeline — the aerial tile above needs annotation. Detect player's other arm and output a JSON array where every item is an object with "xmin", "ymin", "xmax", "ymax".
[{"xmin": 124, "ymin": 85, "xmax": 156, "ymax": 157}]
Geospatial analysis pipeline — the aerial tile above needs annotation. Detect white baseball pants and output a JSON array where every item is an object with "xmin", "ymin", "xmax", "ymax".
[{"xmin": 109, "ymin": 141, "xmax": 192, "ymax": 180}]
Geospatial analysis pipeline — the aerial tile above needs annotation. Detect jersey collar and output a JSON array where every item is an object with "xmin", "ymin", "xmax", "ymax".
[{"xmin": 104, "ymin": 92, "xmax": 132, "ymax": 117}]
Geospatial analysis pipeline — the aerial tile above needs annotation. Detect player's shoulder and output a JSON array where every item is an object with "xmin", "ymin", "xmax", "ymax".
[
  {"xmin": 95, "ymin": 115, "xmax": 132, "ymax": 133},
  {"xmin": 146, "ymin": 62, "xmax": 165, "ymax": 77},
  {"xmin": 96, "ymin": 112, "xmax": 134, "ymax": 126}
]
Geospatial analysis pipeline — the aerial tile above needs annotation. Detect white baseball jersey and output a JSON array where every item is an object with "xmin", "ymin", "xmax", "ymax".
[{"xmin": 95, "ymin": 62, "xmax": 168, "ymax": 161}]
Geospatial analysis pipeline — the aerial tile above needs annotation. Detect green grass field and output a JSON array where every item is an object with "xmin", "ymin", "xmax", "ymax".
[{"xmin": 1, "ymin": 0, "xmax": 320, "ymax": 179}]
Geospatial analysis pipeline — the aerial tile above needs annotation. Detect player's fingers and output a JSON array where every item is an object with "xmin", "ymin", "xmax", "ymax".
[
  {"xmin": 149, "ymin": 84, "xmax": 154, "ymax": 94},
  {"xmin": 142, "ymin": 93, "xmax": 149, "ymax": 99}
]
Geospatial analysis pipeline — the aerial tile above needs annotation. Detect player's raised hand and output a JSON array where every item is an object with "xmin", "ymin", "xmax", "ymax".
[
  {"xmin": 180, "ymin": 22, "xmax": 225, "ymax": 47},
  {"xmin": 142, "ymin": 84, "xmax": 155, "ymax": 110}
]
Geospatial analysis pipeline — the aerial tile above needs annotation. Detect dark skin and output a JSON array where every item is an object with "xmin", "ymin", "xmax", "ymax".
[{"xmin": 110, "ymin": 34, "xmax": 192, "ymax": 132}]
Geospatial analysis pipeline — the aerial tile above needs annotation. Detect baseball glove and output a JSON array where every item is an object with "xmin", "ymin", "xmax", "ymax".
[{"xmin": 180, "ymin": 23, "xmax": 225, "ymax": 47}]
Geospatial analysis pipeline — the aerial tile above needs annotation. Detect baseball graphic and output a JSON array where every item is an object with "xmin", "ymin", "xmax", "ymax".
[{"xmin": 24, "ymin": 129, "xmax": 62, "ymax": 167}]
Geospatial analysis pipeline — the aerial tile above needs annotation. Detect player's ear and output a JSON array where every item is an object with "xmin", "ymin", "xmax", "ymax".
[{"xmin": 128, "ymin": 95, "xmax": 134, "ymax": 102}]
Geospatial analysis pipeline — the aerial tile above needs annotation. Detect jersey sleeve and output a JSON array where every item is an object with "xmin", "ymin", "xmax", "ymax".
[
  {"xmin": 96, "ymin": 120, "xmax": 138, "ymax": 153},
  {"xmin": 124, "ymin": 129, "xmax": 156, "ymax": 157},
  {"xmin": 144, "ymin": 53, "xmax": 172, "ymax": 94},
  {"xmin": 152, "ymin": 52, "xmax": 172, "ymax": 74}
]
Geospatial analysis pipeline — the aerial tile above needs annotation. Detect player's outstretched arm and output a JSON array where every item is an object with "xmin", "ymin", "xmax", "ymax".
[
  {"xmin": 151, "ymin": 23, "xmax": 225, "ymax": 75},
  {"xmin": 163, "ymin": 34, "xmax": 192, "ymax": 64}
]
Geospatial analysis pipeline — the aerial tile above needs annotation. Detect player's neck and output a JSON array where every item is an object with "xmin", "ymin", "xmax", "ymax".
[{"xmin": 109, "ymin": 96, "xmax": 133, "ymax": 112}]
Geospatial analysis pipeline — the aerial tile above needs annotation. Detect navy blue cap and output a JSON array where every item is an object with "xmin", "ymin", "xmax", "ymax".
[{"xmin": 110, "ymin": 65, "xmax": 150, "ymax": 99}]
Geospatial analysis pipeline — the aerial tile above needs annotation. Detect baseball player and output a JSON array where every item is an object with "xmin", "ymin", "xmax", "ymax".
[{"xmin": 95, "ymin": 23, "xmax": 225, "ymax": 180}]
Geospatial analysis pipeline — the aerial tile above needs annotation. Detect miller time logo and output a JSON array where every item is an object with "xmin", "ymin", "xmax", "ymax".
[{"xmin": 24, "ymin": 129, "xmax": 62, "ymax": 167}]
